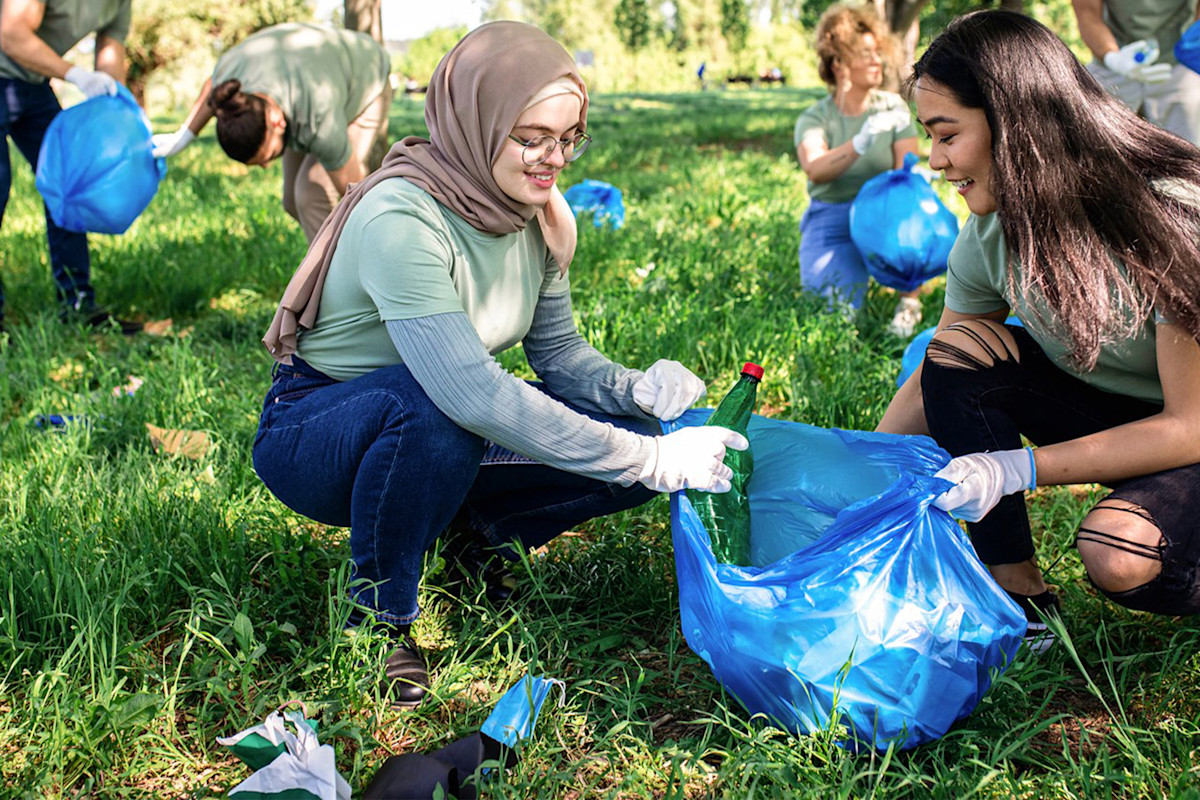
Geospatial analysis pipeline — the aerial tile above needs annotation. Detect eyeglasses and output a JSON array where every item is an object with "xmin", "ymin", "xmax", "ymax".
[{"xmin": 507, "ymin": 132, "xmax": 592, "ymax": 166}]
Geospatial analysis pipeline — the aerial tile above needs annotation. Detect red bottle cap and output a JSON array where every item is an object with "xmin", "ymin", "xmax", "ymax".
[{"xmin": 741, "ymin": 362, "xmax": 764, "ymax": 380}]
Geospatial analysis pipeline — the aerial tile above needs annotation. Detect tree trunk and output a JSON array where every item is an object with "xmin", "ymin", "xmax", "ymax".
[
  {"xmin": 344, "ymin": 0, "xmax": 383, "ymax": 42},
  {"xmin": 873, "ymin": 0, "xmax": 927, "ymax": 92},
  {"xmin": 999, "ymin": 0, "xmax": 1024, "ymax": 11}
]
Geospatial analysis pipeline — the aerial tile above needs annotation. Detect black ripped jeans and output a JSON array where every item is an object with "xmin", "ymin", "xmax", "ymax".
[{"xmin": 921, "ymin": 324, "xmax": 1200, "ymax": 615}]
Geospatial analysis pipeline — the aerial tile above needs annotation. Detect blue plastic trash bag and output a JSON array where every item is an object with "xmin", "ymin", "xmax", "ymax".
[
  {"xmin": 480, "ymin": 674, "xmax": 564, "ymax": 748},
  {"xmin": 563, "ymin": 179, "xmax": 625, "ymax": 229},
  {"xmin": 849, "ymin": 152, "xmax": 958, "ymax": 292},
  {"xmin": 896, "ymin": 316, "xmax": 1024, "ymax": 388},
  {"xmin": 36, "ymin": 85, "xmax": 166, "ymax": 234},
  {"xmin": 665, "ymin": 410, "xmax": 1025, "ymax": 750},
  {"xmin": 1177, "ymin": 20, "xmax": 1200, "ymax": 73}
]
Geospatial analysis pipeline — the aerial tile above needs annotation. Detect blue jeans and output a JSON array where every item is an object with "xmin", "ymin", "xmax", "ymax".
[
  {"xmin": 798, "ymin": 199, "xmax": 867, "ymax": 310},
  {"xmin": 0, "ymin": 78, "xmax": 93, "ymax": 322},
  {"xmin": 252, "ymin": 357, "xmax": 659, "ymax": 626}
]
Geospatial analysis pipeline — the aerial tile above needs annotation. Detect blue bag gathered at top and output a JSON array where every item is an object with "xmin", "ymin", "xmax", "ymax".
[
  {"xmin": 666, "ymin": 410, "xmax": 1025, "ymax": 750},
  {"xmin": 36, "ymin": 85, "xmax": 166, "ymax": 235},
  {"xmin": 849, "ymin": 152, "xmax": 959, "ymax": 292},
  {"xmin": 563, "ymin": 179, "xmax": 625, "ymax": 229},
  {"xmin": 1177, "ymin": 20, "xmax": 1200, "ymax": 73}
]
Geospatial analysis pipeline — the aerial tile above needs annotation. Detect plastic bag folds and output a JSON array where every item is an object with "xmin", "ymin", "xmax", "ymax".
[
  {"xmin": 36, "ymin": 85, "xmax": 166, "ymax": 234},
  {"xmin": 563, "ymin": 179, "xmax": 625, "ymax": 228},
  {"xmin": 849, "ymin": 152, "xmax": 958, "ymax": 292},
  {"xmin": 666, "ymin": 410, "xmax": 1025, "ymax": 750},
  {"xmin": 1177, "ymin": 20, "xmax": 1200, "ymax": 73}
]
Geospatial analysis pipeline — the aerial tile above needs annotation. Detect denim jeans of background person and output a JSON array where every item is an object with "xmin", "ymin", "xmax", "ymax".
[
  {"xmin": 0, "ymin": 78, "xmax": 109, "ymax": 333},
  {"xmin": 798, "ymin": 199, "xmax": 869, "ymax": 310},
  {"xmin": 252, "ymin": 356, "xmax": 659, "ymax": 629},
  {"xmin": 0, "ymin": 0, "xmax": 141, "ymax": 336}
]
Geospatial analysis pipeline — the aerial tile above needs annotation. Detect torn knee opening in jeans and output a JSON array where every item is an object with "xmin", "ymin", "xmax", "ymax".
[{"xmin": 926, "ymin": 324, "xmax": 1019, "ymax": 371}]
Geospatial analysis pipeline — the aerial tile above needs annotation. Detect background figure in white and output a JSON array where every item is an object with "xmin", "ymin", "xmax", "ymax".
[{"xmin": 1073, "ymin": 0, "xmax": 1200, "ymax": 143}]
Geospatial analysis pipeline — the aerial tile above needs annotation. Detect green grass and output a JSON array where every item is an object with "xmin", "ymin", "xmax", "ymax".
[{"xmin": 2, "ymin": 86, "xmax": 1198, "ymax": 797}]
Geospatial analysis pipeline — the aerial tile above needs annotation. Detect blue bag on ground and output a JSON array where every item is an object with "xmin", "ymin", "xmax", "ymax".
[
  {"xmin": 36, "ymin": 85, "xmax": 166, "ymax": 234},
  {"xmin": 563, "ymin": 179, "xmax": 625, "ymax": 228},
  {"xmin": 666, "ymin": 410, "xmax": 1025, "ymax": 750},
  {"xmin": 849, "ymin": 152, "xmax": 958, "ymax": 292},
  {"xmin": 1177, "ymin": 20, "xmax": 1200, "ymax": 73}
]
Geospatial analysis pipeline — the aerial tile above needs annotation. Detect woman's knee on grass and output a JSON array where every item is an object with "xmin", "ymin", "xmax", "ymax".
[
  {"xmin": 1077, "ymin": 499, "xmax": 1164, "ymax": 594},
  {"xmin": 926, "ymin": 319, "xmax": 1020, "ymax": 372}
]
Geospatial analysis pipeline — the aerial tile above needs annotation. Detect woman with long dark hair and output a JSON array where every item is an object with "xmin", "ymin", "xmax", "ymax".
[{"xmin": 878, "ymin": 9, "xmax": 1200, "ymax": 648}]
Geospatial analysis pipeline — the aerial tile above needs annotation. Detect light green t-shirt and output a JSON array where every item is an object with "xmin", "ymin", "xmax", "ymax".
[
  {"xmin": 1103, "ymin": 0, "xmax": 1193, "ymax": 66},
  {"xmin": 212, "ymin": 23, "xmax": 390, "ymax": 171},
  {"xmin": 793, "ymin": 89, "xmax": 918, "ymax": 204},
  {"xmin": 296, "ymin": 178, "xmax": 570, "ymax": 381},
  {"xmin": 0, "ymin": 0, "xmax": 131, "ymax": 83},
  {"xmin": 944, "ymin": 212, "xmax": 1162, "ymax": 403}
]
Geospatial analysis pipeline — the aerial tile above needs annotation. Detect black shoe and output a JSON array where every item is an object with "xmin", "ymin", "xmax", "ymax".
[
  {"xmin": 381, "ymin": 630, "xmax": 429, "ymax": 708},
  {"xmin": 442, "ymin": 528, "xmax": 520, "ymax": 605},
  {"xmin": 1007, "ymin": 588, "xmax": 1061, "ymax": 655},
  {"xmin": 60, "ymin": 305, "xmax": 142, "ymax": 335},
  {"xmin": 82, "ymin": 309, "xmax": 142, "ymax": 335}
]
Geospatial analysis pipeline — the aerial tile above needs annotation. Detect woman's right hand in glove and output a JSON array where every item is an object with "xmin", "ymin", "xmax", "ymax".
[{"xmin": 637, "ymin": 426, "xmax": 749, "ymax": 493}]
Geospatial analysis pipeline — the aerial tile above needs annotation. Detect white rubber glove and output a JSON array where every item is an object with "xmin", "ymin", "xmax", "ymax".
[
  {"xmin": 851, "ymin": 108, "xmax": 912, "ymax": 155},
  {"xmin": 64, "ymin": 66, "xmax": 118, "ymax": 98},
  {"xmin": 637, "ymin": 426, "xmax": 749, "ymax": 494},
  {"xmin": 151, "ymin": 127, "xmax": 196, "ymax": 158},
  {"xmin": 933, "ymin": 448, "xmax": 1037, "ymax": 523},
  {"xmin": 1103, "ymin": 40, "xmax": 1173, "ymax": 84},
  {"xmin": 632, "ymin": 360, "xmax": 707, "ymax": 421}
]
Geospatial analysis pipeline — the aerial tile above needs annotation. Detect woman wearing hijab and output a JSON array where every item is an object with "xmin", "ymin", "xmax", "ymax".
[
  {"xmin": 252, "ymin": 21, "xmax": 747, "ymax": 707},
  {"xmin": 794, "ymin": 3, "xmax": 924, "ymax": 336}
]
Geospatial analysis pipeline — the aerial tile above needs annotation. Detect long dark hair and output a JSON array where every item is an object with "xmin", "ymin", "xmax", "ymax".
[
  {"xmin": 911, "ymin": 10, "xmax": 1200, "ymax": 368},
  {"xmin": 209, "ymin": 79, "xmax": 270, "ymax": 163}
]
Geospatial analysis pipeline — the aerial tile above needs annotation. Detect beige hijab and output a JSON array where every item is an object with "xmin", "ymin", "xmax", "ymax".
[{"xmin": 263, "ymin": 21, "xmax": 588, "ymax": 361}]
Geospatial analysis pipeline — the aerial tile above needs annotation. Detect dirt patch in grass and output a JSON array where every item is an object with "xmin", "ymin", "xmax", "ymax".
[{"xmin": 1031, "ymin": 687, "xmax": 1113, "ymax": 761}]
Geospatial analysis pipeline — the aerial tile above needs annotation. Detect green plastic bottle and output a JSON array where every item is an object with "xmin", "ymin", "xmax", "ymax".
[{"xmin": 687, "ymin": 361, "xmax": 763, "ymax": 565}]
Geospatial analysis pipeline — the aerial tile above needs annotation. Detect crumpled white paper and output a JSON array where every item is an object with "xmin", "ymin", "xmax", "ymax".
[{"xmin": 219, "ymin": 710, "xmax": 351, "ymax": 800}]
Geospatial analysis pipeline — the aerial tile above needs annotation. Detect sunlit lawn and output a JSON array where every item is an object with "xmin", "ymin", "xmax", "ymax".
[{"xmin": 1, "ymin": 86, "xmax": 1197, "ymax": 797}]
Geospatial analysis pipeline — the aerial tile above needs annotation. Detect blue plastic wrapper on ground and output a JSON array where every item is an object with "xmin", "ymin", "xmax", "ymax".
[
  {"xmin": 666, "ymin": 409, "xmax": 1026, "ymax": 750},
  {"xmin": 563, "ymin": 179, "xmax": 625, "ymax": 229},
  {"xmin": 36, "ymin": 85, "xmax": 166, "ymax": 234}
]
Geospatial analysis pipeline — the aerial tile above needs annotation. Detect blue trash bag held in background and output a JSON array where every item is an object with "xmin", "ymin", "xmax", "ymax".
[
  {"xmin": 895, "ymin": 316, "xmax": 1025, "ymax": 388},
  {"xmin": 563, "ymin": 179, "xmax": 625, "ymax": 228},
  {"xmin": 36, "ymin": 85, "xmax": 166, "ymax": 234},
  {"xmin": 1177, "ymin": 20, "xmax": 1200, "ymax": 73},
  {"xmin": 665, "ymin": 410, "xmax": 1025, "ymax": 750},
  {"xmin": 849, "ymin": 152, "xmax": 959, "ymax": 292}
]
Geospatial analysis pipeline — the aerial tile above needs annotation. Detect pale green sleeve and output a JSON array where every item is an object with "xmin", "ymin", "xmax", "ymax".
[
  {"xmin": 944, "ymin": 216, "xmax": 1009, "ymax": 315},
  {"xmin": 306, "ymin": 110, "xmax": 352, "ymax": 172},
  {"xmin": 794, "ymin": 101, "xmax": 828, "ymax": 149},
  {"xmin": 357, "ymin": 206, "xmax": 465, "ymax": 321},
  {"xmin": 98, "ymin": 0, "xmax": 132, "ymax": 43}
]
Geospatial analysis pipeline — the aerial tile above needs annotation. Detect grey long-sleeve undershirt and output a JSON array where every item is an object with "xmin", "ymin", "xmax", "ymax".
[{"xmin": 385, "ymin": 292, "xmax": 657, "ymax": 486}]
